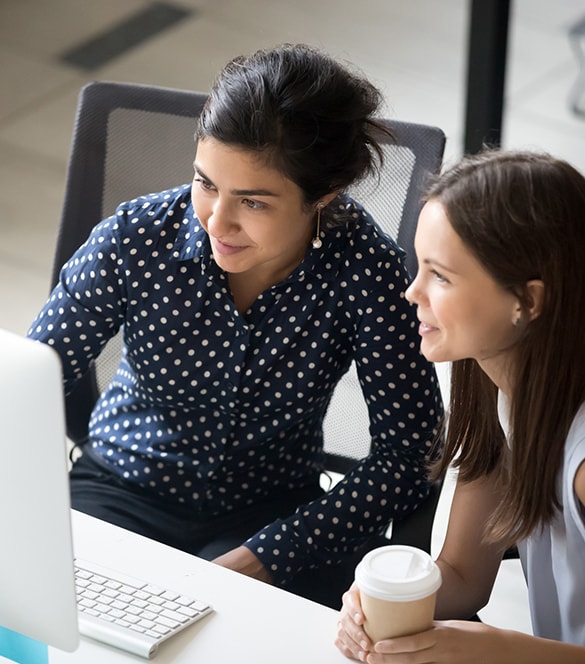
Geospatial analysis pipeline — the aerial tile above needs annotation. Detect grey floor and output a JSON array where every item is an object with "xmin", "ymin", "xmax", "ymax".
[{"xmin": 2, "ymin": 0, "xmax": 585, "ymax": 636}]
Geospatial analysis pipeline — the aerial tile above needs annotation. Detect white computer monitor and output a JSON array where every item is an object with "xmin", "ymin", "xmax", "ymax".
[{"xmin": 0, "ymin": 328, "xmax": 79, "ymax": 652}]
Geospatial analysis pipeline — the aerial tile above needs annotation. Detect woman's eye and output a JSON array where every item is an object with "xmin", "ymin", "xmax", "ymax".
[
  {"xmin": 242, "ymin": 198, "xmax": 265, "ymax": 210},
  {"xmin": 193, "ymin": 176, "xmax": 215, "ymax": 191},
  {"xmin": 431, "ymin": 269, "xmax": 449, "ymax": 284}
]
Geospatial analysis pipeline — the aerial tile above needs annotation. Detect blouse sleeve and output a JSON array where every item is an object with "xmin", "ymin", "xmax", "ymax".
[
  {"xmin": 245, "ymin": 244, "xmax": 444, "ymax": 585},
  {"xmin": 27, "ymin": 212, "xmax": 127, "ymax": 394}
]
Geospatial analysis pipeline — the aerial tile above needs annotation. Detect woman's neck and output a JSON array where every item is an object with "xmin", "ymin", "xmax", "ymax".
[
  {"xmin": 228, "ymin": 249, "xmax": 306, "ymax": 315},
  {"xmin": 477, "ymin": 353, "xmax": 515, "ymax": 398}
]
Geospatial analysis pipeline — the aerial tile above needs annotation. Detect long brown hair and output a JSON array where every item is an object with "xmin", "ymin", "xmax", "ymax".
[{"xmin": 430, "ymin": 150, "xmax": 585, "ymax": 545}]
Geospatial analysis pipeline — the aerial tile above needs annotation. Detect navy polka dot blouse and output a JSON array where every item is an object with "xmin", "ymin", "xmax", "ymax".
[{"xmin": 28, "ymin": 185, "xmax": 443, "ymax": 585}]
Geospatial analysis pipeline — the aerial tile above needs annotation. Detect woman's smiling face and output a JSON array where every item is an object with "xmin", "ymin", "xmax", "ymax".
[
  {"xmin": 405, "ymin": 199, "xmax": 522, "ymax": 370},
  {"xmin": 192, "ymin": 138, "xmax": 315, "ymax": 284}
]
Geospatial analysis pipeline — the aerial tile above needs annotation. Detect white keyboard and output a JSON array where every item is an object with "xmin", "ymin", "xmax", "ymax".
[{"xmin": 74, "ymin": 559, "xmax": 213, "ymax": 658}]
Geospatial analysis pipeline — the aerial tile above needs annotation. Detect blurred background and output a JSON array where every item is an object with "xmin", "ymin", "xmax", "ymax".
[
  {"xmin": 1, "ymin": 0, "xmax": 584, "ymax": 335},
  {"xmin": 1, "ymin": 0, "xmax": 584, "ymax": 634}
]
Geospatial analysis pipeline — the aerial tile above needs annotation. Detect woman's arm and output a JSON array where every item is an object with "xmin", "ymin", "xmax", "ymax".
[
  {"xmin": 27, "ymin": 213, "xmax": 127, "ymax": 391},
  {"xmin": 335, "ymin": 472, "xmax": 504, "ymax": 660},
  {"xmin": 433, "ymin": 472, "xmax": 505, "ymax": 619},
  {"xmin": 336, "ymin": 589, "xmax": 584, "ymax": 664},
  {"xmin": 212, "ymin": 546, "xmax": 272, "ymax": 583},
  {"xmin": 245, "ymin": 243, "xmax": 444, "ymax": 586},
  {"xmin": 336, "ymin": 473, "xmax": 585, "ymax": 663},
  {"xmin": 367, "ymin": 622, "xmax": 585, "ymax": 664},
  {"xmin": 574, "ymin": 458, "xmax": 585, "ymax": 507}
]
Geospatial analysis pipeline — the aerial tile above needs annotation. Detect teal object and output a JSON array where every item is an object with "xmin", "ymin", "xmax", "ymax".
[{"xmin": 0, "ymin": 627, "xmax": 48, "ymax": 664}]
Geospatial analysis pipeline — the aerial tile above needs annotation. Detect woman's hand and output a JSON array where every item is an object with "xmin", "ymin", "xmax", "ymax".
[
  {"xmin": 334, "ymin": 586, "xmax": 498, "ymax": 664},
  {"xmin": 361, "ymin": 621, "xmax": 585, "ymax": 664},
  {"xmin": 335, "ymin": 583, "xmax": 373, "ymax": 661},
  {"xmin": 212, "ymin": 545, "xmax": 273, "ymax": 583},
  {"xmin": 363, "ymin": 620, "xmax": 502, "ymax": 663}
]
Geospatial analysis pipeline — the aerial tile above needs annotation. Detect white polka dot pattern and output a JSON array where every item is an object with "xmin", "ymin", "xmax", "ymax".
[{"xmin": 28, "ymin": 185, "xmax": 443, "ymax": 585}]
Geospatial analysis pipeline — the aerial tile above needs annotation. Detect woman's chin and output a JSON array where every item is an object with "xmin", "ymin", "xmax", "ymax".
[{"xmin": 419, "ymin": 340, "xmax": 449, "ymax": 364}]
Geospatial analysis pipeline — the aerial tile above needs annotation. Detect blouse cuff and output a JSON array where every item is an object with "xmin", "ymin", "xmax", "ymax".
[{"xmin": 244, "ymin": 519, "xmax": 308, "ymax": 586}]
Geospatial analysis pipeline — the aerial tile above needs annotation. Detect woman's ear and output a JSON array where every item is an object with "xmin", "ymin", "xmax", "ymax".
[
  {"xmin": 317, "ymin": 191, "xmax": 339, "ymax": 208},
  {"xmin": 525, "ymin": 279, "xmax": 545, "ymax": 321}
]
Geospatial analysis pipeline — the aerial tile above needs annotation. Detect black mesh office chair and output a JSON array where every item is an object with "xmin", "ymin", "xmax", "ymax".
[{"xmin": 52, "ymin": 81, "xmax": 446, "ymax": 609}]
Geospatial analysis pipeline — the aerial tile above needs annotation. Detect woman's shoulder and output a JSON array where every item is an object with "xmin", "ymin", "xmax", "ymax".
[
  {"xmin": 108, "ymin": 184, "xmax": 198, "ymax": 245},
  {"xmin": 566, "ymin": 402, "xmax": 585, "ymax": 462},
  {"xmin": 114, "ymin": 184, "xmax": 192, "ymax": 221},
  {"xmin": 332, "ymin": 194, "xmax": 406, "ymax": 262}
]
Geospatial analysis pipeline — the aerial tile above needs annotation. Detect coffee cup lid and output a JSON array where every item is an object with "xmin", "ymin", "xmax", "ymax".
[{"xmin": 355, "ymin": 545, "xmax": 442, "ymax": 602}]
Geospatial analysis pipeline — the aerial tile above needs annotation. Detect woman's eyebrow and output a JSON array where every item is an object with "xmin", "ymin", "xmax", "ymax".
[
  {"xmin": 193, "ymin": 162, "xmax": 212, "ymax": 182},
  {"xmin": 422, "ymin": 257, "xmax": 459, "ymax": 275},
  {"xmin": 193, "ymin": 163, "xmax": 279, "ymax": 197},
  {"xmin": 231, "ymin": 187, "xmax": 279, "ymax": 197}
]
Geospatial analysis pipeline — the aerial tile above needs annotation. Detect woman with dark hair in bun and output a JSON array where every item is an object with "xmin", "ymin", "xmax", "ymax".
[{"xmin": 28, "ymin": 44, "xmax": 442, "ymax": 603}]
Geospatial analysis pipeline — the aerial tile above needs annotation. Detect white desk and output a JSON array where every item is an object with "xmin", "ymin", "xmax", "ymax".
[{"xmin": 49, "ymin": 511, "xmax": 347, "ymax": 663}]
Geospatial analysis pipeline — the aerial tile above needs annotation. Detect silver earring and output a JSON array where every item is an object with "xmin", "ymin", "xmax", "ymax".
[{"xmin": 312, "ymin": 204, "xmax": 323, "ymax": 249}]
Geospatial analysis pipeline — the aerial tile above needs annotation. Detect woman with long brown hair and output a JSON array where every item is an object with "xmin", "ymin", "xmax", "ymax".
[{"xmin": 336, "ymin": 150, "xmax": 585, "ymax": 662}]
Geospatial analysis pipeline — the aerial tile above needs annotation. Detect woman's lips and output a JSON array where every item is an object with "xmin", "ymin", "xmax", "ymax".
[
  {"xmin": 418, "ymin": 321, "xmax": 438, "ymax": 335},
  {"xmin": 213, "ymin": 237, "xmax": 248, "ymax": 256}
]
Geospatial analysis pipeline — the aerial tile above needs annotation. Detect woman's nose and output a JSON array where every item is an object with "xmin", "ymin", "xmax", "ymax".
[
  {"xmin": 405, "ymin": 275, "xmax": 420, "ymax": 304},
  {"xmin": 208, "ymin": 200, "xmax": 237, "ymax": 236}
]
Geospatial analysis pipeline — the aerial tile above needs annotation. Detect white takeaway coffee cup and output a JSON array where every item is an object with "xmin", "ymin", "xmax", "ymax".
[{"xmin": 354, "ymin": 545, "xmax": 442, "ymax": 643}]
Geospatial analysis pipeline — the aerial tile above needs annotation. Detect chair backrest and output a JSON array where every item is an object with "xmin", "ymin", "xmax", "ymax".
[
  {"xmin": 52, "ymin": 81, "xmax": 446, "ymax": 476},
  {"xmin": 52, "ymin": 82, "xmax": 208, "ymax": 443},
  {"xmin": 325, "ymin": 118, "xmax": 446, "ymax": 474}
]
